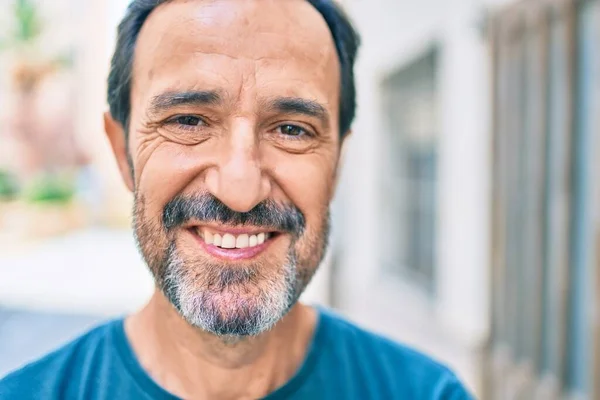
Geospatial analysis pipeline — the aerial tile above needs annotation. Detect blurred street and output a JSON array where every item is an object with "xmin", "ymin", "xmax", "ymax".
[
  {"xmin": 0, "ymin": 229, "xmax": 153, "ymax": 315},
  {"xmin": 0, "ymin": 228, "xmax": 152, "ymax": 375}
]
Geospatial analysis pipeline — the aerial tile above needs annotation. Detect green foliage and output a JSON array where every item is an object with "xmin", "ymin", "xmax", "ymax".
[
  {"xmin": 0, "ymin": 170, "xmax": 20, "ymax": 200},
  {"xmin": 13, "ymin": 0, "xmax": 42, "ymax": 44},
  {"xmin": 0, "ymin": 0, "xmax": 43, "ymax": 52},
  {"xmin": 25, "ymin": 172, "xmax": 75, "ymax": 204}
]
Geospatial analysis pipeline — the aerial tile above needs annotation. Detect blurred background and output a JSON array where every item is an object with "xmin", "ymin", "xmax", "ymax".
[{"xmin": 0, "ymin": 0, "xmax": 598, "ymax": 399}]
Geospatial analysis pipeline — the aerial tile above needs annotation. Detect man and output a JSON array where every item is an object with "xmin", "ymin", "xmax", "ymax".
[{"xmin": 0, "ymin": 1, "xmax": 472, "ymax": 399}]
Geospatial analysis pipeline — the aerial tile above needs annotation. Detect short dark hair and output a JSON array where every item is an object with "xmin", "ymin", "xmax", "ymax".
[{"xmin": 107, "ymin": 0, "xmax": 360, "ymax": 138}]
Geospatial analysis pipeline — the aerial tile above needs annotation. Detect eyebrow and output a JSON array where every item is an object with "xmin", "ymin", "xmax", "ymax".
[
  {"xmin": 148, "ymin": 92, "xmax": 330, "ymax": 127},
  {"xmin": 148, "ymin": 90, "xmax": 222, "ymax": 115},
  {"xmin": 266, "ymin": 97, "xmax": 330, "ymax": 128}
]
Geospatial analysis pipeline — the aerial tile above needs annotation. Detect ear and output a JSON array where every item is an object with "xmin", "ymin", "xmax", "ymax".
[
  {"xmin": 104, "ymin": 112, "xmax": 134, "ymax": 192},
  {"xmin": 332, "ymin": 130, "xmax": 352, "ymax": 196}
]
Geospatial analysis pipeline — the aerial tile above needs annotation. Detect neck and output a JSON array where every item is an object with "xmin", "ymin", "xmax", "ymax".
[{"xmin": 125, "ymin": 290, "xmax": 317, "ymax": 400}]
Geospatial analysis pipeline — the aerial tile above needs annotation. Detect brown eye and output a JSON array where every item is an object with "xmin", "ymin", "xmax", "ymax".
[
  {"xmin": 278, "ymin": 124, "xmax": 307, "ymax": 137},
  {"xmin": 175, "ymin": 115, "xmax": 203, "ymax": 126}
]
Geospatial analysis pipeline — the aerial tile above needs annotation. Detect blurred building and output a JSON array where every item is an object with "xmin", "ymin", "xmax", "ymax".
[
  {"xmin": 332, "ymin": 0, "xmax": 493, "ymax": 396},
  {"xmin": 332, "ymin": 0, "xmax": 600, "ymax": 399},
  {"xmin": 486, "ymin": 1, "xmax": 599, "ymax": 399}
]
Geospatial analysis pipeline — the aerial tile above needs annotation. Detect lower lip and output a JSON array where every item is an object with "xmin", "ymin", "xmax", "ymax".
[{"xmin": 188, "ymin": 229, "xmax": 276, "ymax": 261}]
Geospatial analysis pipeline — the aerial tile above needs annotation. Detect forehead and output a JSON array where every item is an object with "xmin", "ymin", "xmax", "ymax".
[{"xmin": 132, "ymin": 0, "xmax": 340, "ymax": 112}]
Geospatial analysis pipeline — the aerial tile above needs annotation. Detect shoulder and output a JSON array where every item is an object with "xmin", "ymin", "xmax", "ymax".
[
  {"xmin": 0, "ymin": 319, "xmax": 120, "ymax": 400},
  {"xmin": 317, "ymin": 308, "xmax": 473, "ymax": 399}
]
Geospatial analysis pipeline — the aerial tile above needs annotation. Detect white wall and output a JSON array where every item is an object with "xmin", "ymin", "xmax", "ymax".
[{"xmin": 436, "ymin": 3, "xmax": 491, "ymax": 346}]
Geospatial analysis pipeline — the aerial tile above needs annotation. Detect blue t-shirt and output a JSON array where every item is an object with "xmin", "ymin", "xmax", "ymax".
[{"xmin": 0, "ymin": 308, "xmax": 473, "ymax": 399}]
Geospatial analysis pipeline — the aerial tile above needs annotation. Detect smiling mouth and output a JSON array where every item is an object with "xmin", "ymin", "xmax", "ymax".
[{"xmin": 189, "ymin": 227, "xmax": 281, "ymax": 261}]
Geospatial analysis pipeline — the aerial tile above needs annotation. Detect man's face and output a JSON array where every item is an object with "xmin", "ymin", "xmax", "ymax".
[{"xmin": 107, "ymin": 0, "xmax": 342, "ymax": 337}]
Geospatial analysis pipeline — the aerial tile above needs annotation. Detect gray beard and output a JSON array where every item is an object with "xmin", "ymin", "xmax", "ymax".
[
  {"xmin": 131, "ymin": 194, "xmax": 330, "ymax": 340},
  {"xmin": 158, "ymin": 241, "xmax": 300, "ymax": 339}
]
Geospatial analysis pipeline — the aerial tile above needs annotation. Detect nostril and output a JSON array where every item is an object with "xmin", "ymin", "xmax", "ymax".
[{"xmin": 205, "ymin": 161, "xmax": 272, "ymax": 214}]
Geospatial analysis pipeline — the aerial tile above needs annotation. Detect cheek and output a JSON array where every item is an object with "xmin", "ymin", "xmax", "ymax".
[
  {"xmin": 270, "ymin": 152, "xmax": 337, "ymax": 227},
  {"xmin": 135, "ymin": 142, "xmax": 207, "ymax": 218}
]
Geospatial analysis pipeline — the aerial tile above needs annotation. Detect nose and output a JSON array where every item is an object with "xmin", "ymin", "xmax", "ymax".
[{"xmin": 205, "ymin": 119, "xmax": 271, "ymax": 213}]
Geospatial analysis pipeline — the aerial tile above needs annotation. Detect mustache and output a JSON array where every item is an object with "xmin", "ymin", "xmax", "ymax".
[{"xmin": 162, "ymin": 194, "xmax": 306, "ymax": 235}]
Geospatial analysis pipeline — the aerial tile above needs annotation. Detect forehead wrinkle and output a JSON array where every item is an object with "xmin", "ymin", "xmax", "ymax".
[
  {"xmin": 140, "ymin": 43, "xmax": 330, "ymax": 94},
  {"xmin": 142, "ymin": 48, "xmax": 334, "ymax": 102},
  {"xmin": 148, "ymin": 34, "xmax": 330, "ymax": 68}
]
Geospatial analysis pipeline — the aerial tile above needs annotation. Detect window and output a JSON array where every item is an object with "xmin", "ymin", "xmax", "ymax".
[{"xmin": 380, "ymin": 48, "xmax": 438, "ymax": 295}]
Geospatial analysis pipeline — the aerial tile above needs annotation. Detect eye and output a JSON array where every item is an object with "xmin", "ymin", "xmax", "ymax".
[
  {"xmin": 277, "ymin": 124, "xmax": 308, "ymax": 137},
  {"xmin": 174, "ymin": 115, "xmax": 203, "ymax": 126}
]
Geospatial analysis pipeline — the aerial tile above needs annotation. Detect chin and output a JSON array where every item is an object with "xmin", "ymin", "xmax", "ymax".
[
  {"xmin": 173, "ymin": 286, "xmax": 292, "ymax": 337},
  {"xmin": 190, "ymin": 293, "xmax": 282, "ymax": 336},
  {"xmin": 162, "ymin": 257, "xmax": 299, "ymax": 337}
]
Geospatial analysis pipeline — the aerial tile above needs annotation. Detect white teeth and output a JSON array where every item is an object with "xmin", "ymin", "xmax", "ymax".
[
  {"xmin": 236, "ymin": 234, "xmax": 249, "ymax": 248},
  {"xmin": 204, "ymin": 231, "xmax": 214, "ymax": 245},
  {"xmin": 221, "ymin": 234, "xmax": 236, "ymax": 249},
  {"xmin": 249, "ymin": 235, "xmax": 258, "ymax": 247},
  {"xmin": 199, "ymin": 229, "xmax": 270, "ymax": 249}
]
